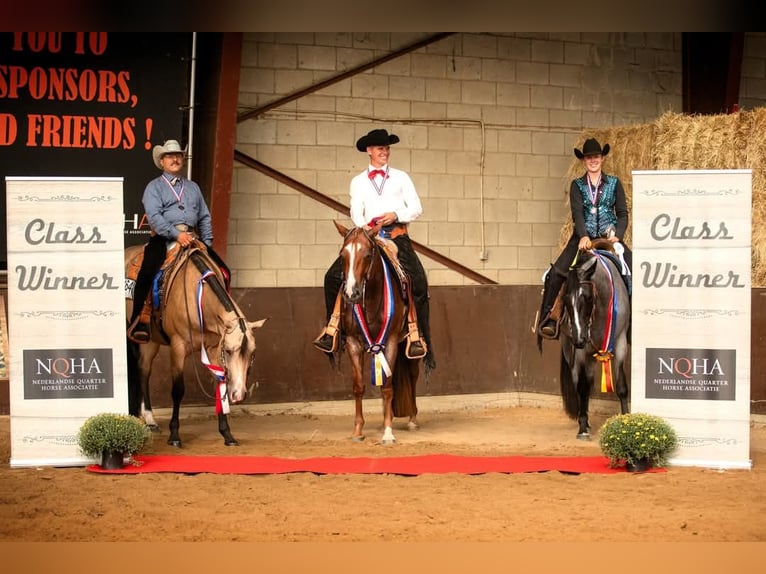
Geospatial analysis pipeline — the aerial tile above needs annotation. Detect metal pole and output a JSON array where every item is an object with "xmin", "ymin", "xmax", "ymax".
[{"xmin": 186, "ymin": 32, "xmax": 197, "ymax": 179}]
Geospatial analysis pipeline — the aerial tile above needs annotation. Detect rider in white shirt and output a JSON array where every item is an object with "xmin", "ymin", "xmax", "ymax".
[{"xmin": 313, "ymin": 129, "xmax": 435, "ymax": 373}]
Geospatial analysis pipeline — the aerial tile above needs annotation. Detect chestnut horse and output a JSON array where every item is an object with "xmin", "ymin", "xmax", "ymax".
[
  {"xmin": 559, "ymin": 246, "xmax": 631, "ymax": 439},
  {"xmin": 334, "ymin": 221, "xmax": 420, "ymax": 445},
  {"xmin": 125, "ymin": 241, "xmax": 267, "ymax": 447}
]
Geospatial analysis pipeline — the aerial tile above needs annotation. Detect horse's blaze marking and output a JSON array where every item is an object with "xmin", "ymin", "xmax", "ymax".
[
  {"xmin": 344, "ymin": 242, "xmax": 360, "ymax": 299},
  {"xmin": 571, "ymin": 292, "xmax": 584, "ymax": 337}
]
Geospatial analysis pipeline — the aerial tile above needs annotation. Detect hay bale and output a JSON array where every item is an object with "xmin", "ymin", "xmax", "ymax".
[
  {"xmin": 735, "ymin": 107, "xmax": 766, "ymax": 286},
  {"xmin": 557, "ymin": 108, "xmax": 766, "ymax": 286}
]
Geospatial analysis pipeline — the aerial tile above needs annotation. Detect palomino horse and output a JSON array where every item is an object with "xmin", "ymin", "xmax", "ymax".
[
  {"xmin": 559, "ymin": 245, "xmax": 630, "ymax": 439},
  {"xmin": 334, "ymin": 221, "xmax": 420, "ymax": 445},
  {"xmin": 125, "ymin": 241, "xmax": 267, "ymax": 447}
]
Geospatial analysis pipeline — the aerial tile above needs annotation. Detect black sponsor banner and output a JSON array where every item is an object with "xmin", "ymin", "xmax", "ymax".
[
  {"xmin": 23, "ymin": 347, "xmax": 114, "ymax": 399},
  {"xmin": 1, "ymin": 32, "xmax": 191, "ymax": 269},
  {"xmin": 645, "ymin": 347, "xmax": 736, "ymax": 401}
]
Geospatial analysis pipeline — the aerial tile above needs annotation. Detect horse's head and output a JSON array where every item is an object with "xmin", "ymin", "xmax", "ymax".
[
  {"xmin": 564, "ymin": 254, "xmax": 598, "ymax": 349},
  {"xmin": 216, "ymin": 314, "xmax": 268, "ymax": 404},
  {"xmin": 334, "ymin": 221, "xmax": 378, "ymax": 304}
]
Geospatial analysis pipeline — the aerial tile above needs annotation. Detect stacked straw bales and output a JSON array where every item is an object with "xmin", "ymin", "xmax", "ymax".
[{"xmin": 559, "ymin": 108, "xmax": 766, "ymax": 286}]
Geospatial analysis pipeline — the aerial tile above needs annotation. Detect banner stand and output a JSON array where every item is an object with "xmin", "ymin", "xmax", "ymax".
[
  {"xmin": 6, "ymin": 176, "xmax": 128, "ymax": 468},
  {"xmin": 631, "ymin": 169, "xmax": 752, "ymax": 470}
]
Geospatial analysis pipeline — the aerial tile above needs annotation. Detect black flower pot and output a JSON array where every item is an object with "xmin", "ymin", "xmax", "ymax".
[
  {"xmin": 100, "ymin": 450, "xmax": 125, "ymax": 470},
  {"xmin": 625, "ymin": 457, "xmax": 651, "ymax": 472}
]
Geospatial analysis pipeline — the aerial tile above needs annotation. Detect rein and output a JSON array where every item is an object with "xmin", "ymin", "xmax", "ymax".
[
  {"xmin": 195, "ymin": 268, "xmax": 229, "ymax": 414},
  {"xmin": 178, "ymin": 246, "xmax": 248, "ymax": 414}
]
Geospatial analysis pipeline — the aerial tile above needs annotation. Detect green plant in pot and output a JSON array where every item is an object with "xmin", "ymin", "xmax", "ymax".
[
  {"xmin": 598, "ymin": 412, "xmax": 678, "ymax": 471},
  {"xmin": 77, "ymin": 412, "xmax": 151, "ymax": 469}
]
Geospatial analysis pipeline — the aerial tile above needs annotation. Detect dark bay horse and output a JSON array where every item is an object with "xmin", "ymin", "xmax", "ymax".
[
  {"xmin": 125, "ymin": 241, "xmax": 267, "ymax": 447},
  {"xmin": 559, "ymin": 246, "xmax": 630, "ymax": 440},
  {"xmin": 334, "ymin": 221, "xmax": 420, "ymax": 445}
]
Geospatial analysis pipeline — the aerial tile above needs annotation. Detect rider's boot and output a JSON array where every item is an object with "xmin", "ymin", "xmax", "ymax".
[
  {"xmin": 127, "ymin": 297, "xmax": 152, "ymax": 344},
  {"xmin": 313, "ymin": 290, "xmax": 342, "ymax": 353},
  {"xmin": 537, "ymin": 266, "xmax": 566, "ymax": 339},
  {"xmin": 405, "ymin": 303, "xmax": 427, "ymax": 359}
]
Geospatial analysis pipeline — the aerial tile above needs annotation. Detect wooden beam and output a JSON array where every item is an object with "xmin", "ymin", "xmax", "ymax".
[{"xmin": 209, "ymin": 33, "xmax": 242, "ymax": 259}]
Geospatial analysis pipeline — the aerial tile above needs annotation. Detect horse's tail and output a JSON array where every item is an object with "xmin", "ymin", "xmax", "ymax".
[
  {"xmin": 391, "ymin": 345, "xmax": 418, "ymax": 418},
  {"xmin": 559, "ymin": 348, "xmax": 579, "ymax": 420},
  {"xmin": 126, "ymin": 339, "xmax": 142, "ymax": 417}
]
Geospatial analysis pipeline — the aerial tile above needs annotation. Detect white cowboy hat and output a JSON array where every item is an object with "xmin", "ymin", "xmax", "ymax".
[{"xmin": 152, "ymin": 140, "xmax": 186, "ymax": 169}]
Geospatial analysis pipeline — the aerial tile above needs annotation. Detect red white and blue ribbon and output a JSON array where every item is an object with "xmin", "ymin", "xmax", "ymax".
[
  {"xmin": 352, "ymin": 255, "xmax": 395, "ymax": 387},
  {"xmin": 196, "ymin": 269, "xmax": 229, "ymax": 414}
]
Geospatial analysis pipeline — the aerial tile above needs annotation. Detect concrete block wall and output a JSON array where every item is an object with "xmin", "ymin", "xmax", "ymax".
[{"xmin": 233, "ymin": 32, "xmax": 687, "ymax": 289}]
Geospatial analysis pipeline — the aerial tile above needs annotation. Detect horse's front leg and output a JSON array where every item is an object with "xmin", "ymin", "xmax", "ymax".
[
  {"xmin": 166, "ymin": 342, "xmax": 187, "ymax": 447},
  {"xmin": 575, "ymin": 360, "xmax": 591, "ymax": 440},
  {"xmin": 346, "ymin": 337, "xmax": 366, "ymax": 441},
  {"xmin": 380, "ymin": 343, "xmax": 397, "ymax": 445},
  {"xmin": 616, "ymin": 367, "xmax": 629, "ymax": 414},
  {"xmin": 217, "ymin": 411, "xmax": 238, "ymax": 446},
  {"xmin": 135, "ymin": 341, "xmax": 161, "ymax": 433},
  {"xmin": 615, "ymin": 338, "xmax": 630, "ymax": 414},
  {"xmin": 380, "ymin": 382, "xmax": 395, "ymax": 444}
]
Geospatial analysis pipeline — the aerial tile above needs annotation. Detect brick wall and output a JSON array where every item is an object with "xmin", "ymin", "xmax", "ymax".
[{"xmin": 231, "ymin": 32, "xmax": 763, "ymax": 290}]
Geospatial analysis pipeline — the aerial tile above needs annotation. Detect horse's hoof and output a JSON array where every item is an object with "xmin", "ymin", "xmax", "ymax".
[
  {"xmin": 381, "ymin": 438, "xmax": 397, "ymax": 446},
  {"xmin": 351, "ymin": 435, "xmax": 365, "ymax": 442},
  {"xmin": 147, "ymin": 424, "xmax": 161, "ymax": 433},
  {"xmin": 407, "ymin": 421, "xmax": 419, "ymax": 431},
  {"xmin": 167, "ymin": 439, "xmax": 182, "ymax": 448},
  {"xmin": 224, "ymin": 439, "xmax": 239, "ymax": 446},
  {"xmin": 576, "ymin": 433, "xmax": 591, "ymax": 441}
]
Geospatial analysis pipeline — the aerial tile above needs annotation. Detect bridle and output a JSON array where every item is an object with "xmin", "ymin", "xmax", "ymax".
[
  {"xmin": 342, "ymin": 228, "xmax": 379, "ymax": 304},
  {"xmin": 566, "ymin": 272, "xmax": 599, "ymax": 349},
  {"xmin": 178, "ymin": 247, "xmax": 254, "ymax": 399}
]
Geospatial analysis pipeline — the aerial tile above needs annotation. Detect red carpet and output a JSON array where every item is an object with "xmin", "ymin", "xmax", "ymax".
[{"xmin": 86, "ymin": 454, "xmax": 666, "ymax": 475}]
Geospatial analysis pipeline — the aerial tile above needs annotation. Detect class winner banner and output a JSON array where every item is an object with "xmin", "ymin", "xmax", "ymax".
[
  {"xmin": 631, "ymin": 170, "xmax": 752, "ymax": 470},
  {"xmin": 6, "ymin": 176, "xmax": 127, "ymax": 468}
]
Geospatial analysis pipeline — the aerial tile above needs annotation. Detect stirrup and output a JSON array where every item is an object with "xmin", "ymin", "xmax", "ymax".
[
  {"xmin": 537, "ymin": 314, "xmax": 560, "ymax": 340},
  {"xmin": 313, "ymin": 328, "xmax": 338, "ymax": 354},
  {"xmin": 127, "ymin": 320, "xmax": 151, "ymax": 344},
  {"xmin": 405, "ymin": 332, "xmax": 427, "ymax": 359}
]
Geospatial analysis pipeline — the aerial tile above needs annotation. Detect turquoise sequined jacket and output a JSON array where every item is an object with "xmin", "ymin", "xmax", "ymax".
[{"xmin": 569, "ymin": 172, "xmax": 628, "ymax": 240}]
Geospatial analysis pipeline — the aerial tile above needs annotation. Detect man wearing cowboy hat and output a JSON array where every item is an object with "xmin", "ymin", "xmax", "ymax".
[
  {"xmin": 127, "ymin": 139, "xmax": 230, "ymax": 343},
  {"xmin": 313, "ymin": 128, "xmax": 436, "ymax": 373},
  {"xmin": 536, "ymin": 137, "xmax": 632, "ymax": 345}
]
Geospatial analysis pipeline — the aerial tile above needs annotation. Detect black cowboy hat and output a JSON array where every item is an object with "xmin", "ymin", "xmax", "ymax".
[
  {"xmin": 355, "ymin": 129, "xmax": 400, "ymax": 152},
  {"xmin": 574, "ymin": 138, "xmax": 610, "ymax": 159}
]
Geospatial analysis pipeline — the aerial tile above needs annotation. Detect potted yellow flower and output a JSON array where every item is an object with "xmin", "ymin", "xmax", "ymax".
[
  {"xmin": 77, "ymin": 412, "xmax": 151, "ymax": 469},
  {"xmin": 598, "ymin": 412, "xmax": 678, "ymax": 471}
]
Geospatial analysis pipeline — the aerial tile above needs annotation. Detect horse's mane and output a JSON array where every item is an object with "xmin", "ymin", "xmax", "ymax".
[{"xmin": 188, "ymin": 249, "xmax": 234, "ymax": 313}]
